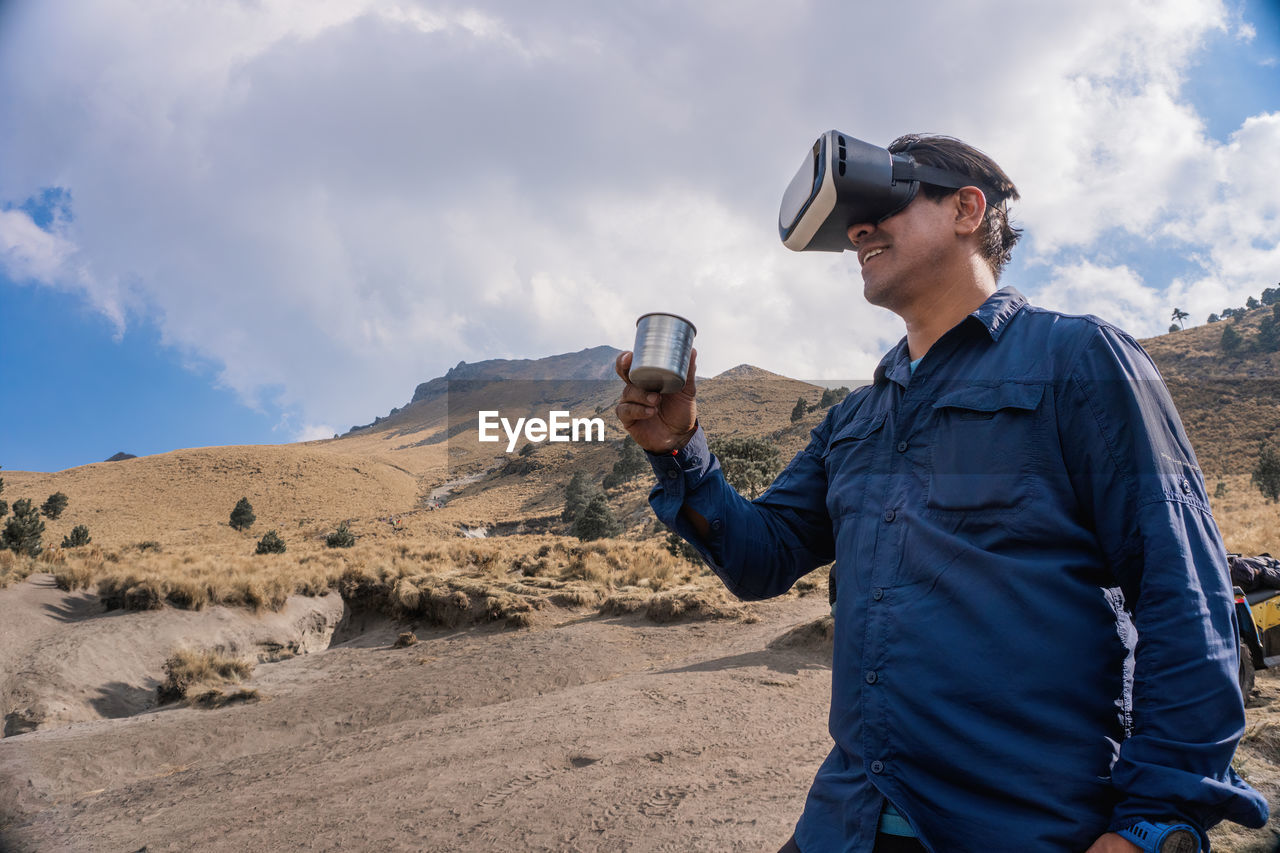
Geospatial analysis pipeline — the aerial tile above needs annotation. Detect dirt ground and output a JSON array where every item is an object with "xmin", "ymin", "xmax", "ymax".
[{"xmin": 1, "ymin": 574, "xmax": 1277, "ymax": 853}]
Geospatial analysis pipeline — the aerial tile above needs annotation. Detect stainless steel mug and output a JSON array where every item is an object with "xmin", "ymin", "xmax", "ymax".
[{"xmin": 631, "ymin": 313, "xmax": 696, "ymax": 394}]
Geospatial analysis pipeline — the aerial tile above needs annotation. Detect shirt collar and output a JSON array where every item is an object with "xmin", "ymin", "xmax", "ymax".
[
  {"xmin": 968, "ymin": 286, "xmax": 1027, "ymax": 341},
  {"xmin": 871, "ymin": 286, "xmax": 1028, "ymax": 386}
]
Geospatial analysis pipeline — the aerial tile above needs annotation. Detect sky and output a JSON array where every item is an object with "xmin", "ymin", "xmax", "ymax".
[{"xmin": 1, "ymin": 0, "xmax": 1278, "ymax": 472}]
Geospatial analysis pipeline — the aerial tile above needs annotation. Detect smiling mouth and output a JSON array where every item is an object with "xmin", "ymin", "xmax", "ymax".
[{"xmin": 861, "ymin": 247, "xmax": 886, "ymax": 264}]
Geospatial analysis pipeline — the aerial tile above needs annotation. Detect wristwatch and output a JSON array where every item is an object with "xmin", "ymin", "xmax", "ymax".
[{"xmin": 1116, "ymin": 820, "xmax": 1199, "ymax": 853}]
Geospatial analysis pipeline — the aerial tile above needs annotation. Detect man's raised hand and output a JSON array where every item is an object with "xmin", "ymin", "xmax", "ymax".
[{"xmin": 614, "ymin": 348, "xmax": 698, "ymax": 454}]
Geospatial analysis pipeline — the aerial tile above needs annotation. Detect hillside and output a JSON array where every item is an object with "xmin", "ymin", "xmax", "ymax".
[{"xmin": 1142, "ymin": 306, "xmax": 1280, "ymax": 480}]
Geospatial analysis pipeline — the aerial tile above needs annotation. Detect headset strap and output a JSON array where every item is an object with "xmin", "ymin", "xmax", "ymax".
[{"xmin": 891, "ymin": 158, "xmax": 998, "ymax": 200}]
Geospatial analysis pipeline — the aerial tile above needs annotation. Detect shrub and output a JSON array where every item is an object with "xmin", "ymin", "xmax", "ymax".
[
  {"xmin": 2, "ymin": 498, "xmax": 45, "ymax": 557},
  {"xmin": 40, "ymin": 492, "xmax": 68, "ymax": 520},
  {"xmin": 157, "ymin": 647, "xmax": 254, "ymax": 705},
  {"xmin": 572, "ymin": 494, "xmax": 622, "ymax": 541},
  {"xmin": 0, "ymin": 499, "xmax": 7, "ymax": 519},
  {"xmin": 61, "ymin": 525, "xmax": 91, "ymax": 548},
  {"xmin": 1257, "ymin": 311, "xmax": 1280, "ymax": 353},
  {"xmin": 603, "ymin": 440, "xmax": 647, "ymax": 490},
  {"xmin": 666, "ymin": 531, "xmax": 704, "ymax": 565},
  {"xmin": 791, "ymin": 397, "xmax": 808, "ymax": 423},
  {"xmin": 1253, "ymin": 443, "xmax": 1280, "ymax": 503},
  {"xmin": 709, "ymin": 436, "xmax": 782, "ymax": 499},
  {"xmin": 229, "ymin": 497, "xmax": 256, "ymax": 531},
  {"xmin": 326, "ymin": 520, "xmax": 356, "ymax": 548},
  {"xmin": 819, "ymin": 387, "xmax": 850, "ymax": 408},
  {"xmin": 255, "ymin": 529, "xmax": 286, "ymax": 554}
]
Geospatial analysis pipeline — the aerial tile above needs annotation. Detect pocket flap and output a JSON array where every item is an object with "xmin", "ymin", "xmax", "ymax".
[
  {"xmin": 931, "ymin": 383, "xmax": 1044, "ymax": 413},
  {"xmin": 827, "ymin": 412, "xmax": 887, "ymax": 448}
]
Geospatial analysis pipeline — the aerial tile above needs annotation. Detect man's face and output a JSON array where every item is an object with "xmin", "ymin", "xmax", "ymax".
[{"xmin": 847, "ymin": 191, "xmax": 958, "ymax": 311}]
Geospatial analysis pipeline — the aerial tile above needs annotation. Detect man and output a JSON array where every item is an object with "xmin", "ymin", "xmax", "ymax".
[{"xmin": 614, "ymin": 134, "xmax": 1268, "ymax": 851}]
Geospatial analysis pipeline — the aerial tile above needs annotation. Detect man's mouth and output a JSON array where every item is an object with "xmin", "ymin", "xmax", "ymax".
[{"xmin": 861, "ymin": 247, "xmax": 887, "ymax": 265}]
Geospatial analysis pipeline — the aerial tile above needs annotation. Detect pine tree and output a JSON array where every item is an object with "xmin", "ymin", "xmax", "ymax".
[
  {"xmin": 0, "ymin": 468, "xmax": 6, "ymax": 518},
  {"xmin": 562, "ymin": 471, "xmax": 594, "ymax": 522},
  {"xmin": 572, "ymin": 494, "xmax": 621, "ymax": 541},
  {"xmin": 2, "ymin": 498, "xmax": 45, "ymax": 557},
  {"xmin": 230, "ymin": 497, "xmax": 256, "ymax": 531},
  {"xmin": 1221, "ymin": 325, "xmax": 1244, "ymax": 355},
  {"xmin": 819, "ymin": 387, "xmax": 851, "ymax": 408},
  {"xmin": 326, "ymin": 520, "xmax": 356, "ymax": 548},
  {"xmin": 603, "ymin": 440, "xmax": 647, "ymax": 490},
  {"xmin": 1253, "ymin": 443, "xmax": 1280, "ymax": 503},
  {"xmin": 255, "ymin": 529, "xmax": 286, "ymax": 554},
  {"xmin": 791, "ymin": 397, "xmax": 808, "ymax": 423},
  {"xmin": 41, "ymin": 492, "xmax": 69, "ymax": 520},
  {"xmin": 62, "ymin": 525, "xmax": 91, "ymax": 548}
]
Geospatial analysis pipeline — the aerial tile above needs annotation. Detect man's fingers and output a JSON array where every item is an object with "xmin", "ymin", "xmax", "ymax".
[
  {"xmin": 615, "ymin": 351, "xmax": 633, "ymax": 383},
  {"xmin": 616, "ymin": 400, "xmax": 656, "ymax": 426},
  {"xmin": 620, "ymin": 383, "xmax": 658, "ymax": 407}
]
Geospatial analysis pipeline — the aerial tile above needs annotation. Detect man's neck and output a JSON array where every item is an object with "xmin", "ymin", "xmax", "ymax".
[{"xmin": 901, "ymin": 259, "xmax": 998, "ymax": 361}]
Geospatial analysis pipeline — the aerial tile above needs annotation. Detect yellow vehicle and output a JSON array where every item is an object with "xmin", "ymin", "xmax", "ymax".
[{"xmin": 1235, "ymin": 586, "xmax": 1280, "ymax": 696}]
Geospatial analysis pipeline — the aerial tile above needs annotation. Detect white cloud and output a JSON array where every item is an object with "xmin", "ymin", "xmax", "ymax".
[
  {"xmin": 0, "ymin": 0, "xmax": 1274, "ymax": 432},
  {"xmin": 1034, "ymin": 261, "xmax": 1164, "ymax": 335},
  {"xmin": 295, "ymin": 423, "xmax": 340, "ymax": 442}
]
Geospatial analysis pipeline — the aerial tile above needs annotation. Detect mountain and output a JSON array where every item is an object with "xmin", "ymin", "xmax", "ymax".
[
  {"xmin": 410, "ymin": 346, "xmax": 624, "ymax": 404},
  {"xmin": 1142, "ymin": 305, "xmax": 1280, "ymax": 479}
]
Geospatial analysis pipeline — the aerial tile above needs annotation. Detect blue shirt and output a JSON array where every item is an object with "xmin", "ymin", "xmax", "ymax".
[{"xmin": 646, "ymin": 287, "xmax": 1267, "ymax": 852}]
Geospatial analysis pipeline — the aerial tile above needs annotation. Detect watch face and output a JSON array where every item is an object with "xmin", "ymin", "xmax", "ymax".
[{"xmin": 1161, "ymin": 829, "xmax": 1198, "ymax": 853}]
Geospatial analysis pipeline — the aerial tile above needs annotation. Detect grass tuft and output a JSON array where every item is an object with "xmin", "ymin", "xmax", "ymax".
[{"xmin": 157, "ymin": 646, "xmax": 254, "ymax": 706}]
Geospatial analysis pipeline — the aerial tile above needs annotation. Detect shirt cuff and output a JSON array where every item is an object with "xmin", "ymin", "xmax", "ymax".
[{"xmin": 645, "ymin": 423, "xmax": 713, "ymax": 496}]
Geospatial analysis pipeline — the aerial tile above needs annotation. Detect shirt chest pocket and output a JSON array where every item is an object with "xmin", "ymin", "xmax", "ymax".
[
  {"xmin": 822, "ymin": 411, "xmax": 887, "ymax": 520},
  {"xmin": 928, "ymin": 383, "xmax": 1046, "ymax": 513}
]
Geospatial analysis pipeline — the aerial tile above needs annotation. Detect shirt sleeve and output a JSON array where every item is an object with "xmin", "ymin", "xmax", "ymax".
[
  {"xmin": 1058, "ymin": 324, "xmax": 1269, "ymax": 841},
  {"xmin": 644, "ymin": 416, "xmax": 836, "ymax": 601}
]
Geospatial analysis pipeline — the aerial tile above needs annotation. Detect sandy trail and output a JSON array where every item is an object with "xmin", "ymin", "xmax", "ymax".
[
  {"xmin": 0, "ymin": 588, "xmax": 834, "ymax": 852},
  {"xmin": 4, "ymin": 576, "xmax": 1276, "ymax": 852}
]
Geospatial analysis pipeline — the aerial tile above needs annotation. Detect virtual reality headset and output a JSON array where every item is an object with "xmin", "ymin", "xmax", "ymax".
[{"xmin": 779, "ymin": 130, "xmax": 996, "ymax": 252}]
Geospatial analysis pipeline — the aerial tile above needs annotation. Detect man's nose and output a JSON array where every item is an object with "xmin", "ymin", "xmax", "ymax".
[{"xmin": 847, "ymin": 222, "xmax": 875, "ymax": 246}]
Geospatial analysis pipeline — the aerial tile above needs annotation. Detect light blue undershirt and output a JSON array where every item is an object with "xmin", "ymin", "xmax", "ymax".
[{"xmin": 909, "ymin": 356, "xmax": 923, "ymax": 374}]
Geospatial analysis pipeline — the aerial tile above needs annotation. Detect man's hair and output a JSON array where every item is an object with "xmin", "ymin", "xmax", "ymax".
[{"xmin": 888, "ymin": 134, "xmax": 1022, "ymax": 279}]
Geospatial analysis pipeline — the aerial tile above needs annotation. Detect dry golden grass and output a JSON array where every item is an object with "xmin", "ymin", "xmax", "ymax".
[
  {"xmin": 36, "ymin": 532, "xmax": 744, "ymax": 627},
  {"xmin": 1209, "ymin": 475, "xmax": 1280, "ymax": 555},
  {"xmin": 157, "ymin": 646, "xmax": 256, "ymax": 707}
]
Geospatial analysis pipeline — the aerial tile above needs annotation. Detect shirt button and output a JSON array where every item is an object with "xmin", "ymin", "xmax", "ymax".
[
  {"xmin": 883, "ymin": 509, "xmax": 896, "ymax": 523},
  {"xmin": 710, "ymin": 519, "xmax": 723, "ymax": 532},
  {"xmin": 871, "ymin": 588, "xmax": 883, "ymax": 601},
  {"xmin": 870, "ymin": 760, "xmax": 884, "ymax": 774},
  {"xmin": 666, "ymin": 468, "xmax": 679, "ymax": 479},
  {"xmin": 896, "ymin": 441, "xmax": 908, "ymax": 453},
  {"xmin": 865, "ymin": 671, "xmax": 878, "ymax": 684},
  {"xmin": 1181, "ymin": 479, "xmax": 1191, "ymax": 494}
]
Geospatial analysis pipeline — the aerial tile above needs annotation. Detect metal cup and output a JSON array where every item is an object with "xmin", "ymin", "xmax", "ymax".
[{"xmin": 631, "ymin": 313, "xmax": 696, "ymax": 394}]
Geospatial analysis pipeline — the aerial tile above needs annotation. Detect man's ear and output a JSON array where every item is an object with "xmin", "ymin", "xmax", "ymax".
[{"xmin": 952, "ymin": 187, "xmax": 987, "ymax": 237}]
